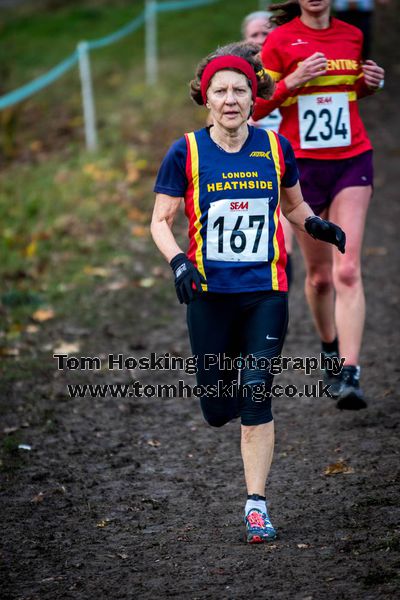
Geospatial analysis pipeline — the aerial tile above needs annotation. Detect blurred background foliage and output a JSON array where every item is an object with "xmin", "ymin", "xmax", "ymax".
[{"xmin": 0, "ymin": 0, "xmax": 263, "ymax": 344}]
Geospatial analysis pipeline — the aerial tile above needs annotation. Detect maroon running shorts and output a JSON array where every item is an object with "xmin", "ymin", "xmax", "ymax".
[{"xmin": 296, "ymin": 150, "xmax": 373, "ymax": 215}]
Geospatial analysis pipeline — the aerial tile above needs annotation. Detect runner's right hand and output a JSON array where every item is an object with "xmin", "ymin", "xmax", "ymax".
[
  {"xmin": 170, "ymin": 253, "xmax": 206, "ymax": 304},
  {"xmin": 285, "ymin": 52, "xmax": 327, "ymax": 90}
]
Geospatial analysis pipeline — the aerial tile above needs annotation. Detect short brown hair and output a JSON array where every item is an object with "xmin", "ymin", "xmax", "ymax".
[{"xmin": 189, "ymin": 41, "xmax": 274, "ymax": 106}]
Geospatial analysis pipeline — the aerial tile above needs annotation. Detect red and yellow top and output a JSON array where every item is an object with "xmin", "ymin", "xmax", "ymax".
[{"xmin": 254, "ymin": 17, "xmax": 374, "ymax": 160}]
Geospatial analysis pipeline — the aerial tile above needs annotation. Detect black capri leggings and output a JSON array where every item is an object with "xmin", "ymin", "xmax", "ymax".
[{"xmin": 186, "ymin": 290, "xmax": 288, "ymax": 427}]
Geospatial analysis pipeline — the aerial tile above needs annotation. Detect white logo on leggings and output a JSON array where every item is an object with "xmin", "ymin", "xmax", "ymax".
[{"xmin": 266, "ymin": 334, "xmax": 278, "ymax": 340}]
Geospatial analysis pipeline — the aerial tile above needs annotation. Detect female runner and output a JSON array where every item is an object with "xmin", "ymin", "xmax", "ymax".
[
  {"xmin": 151, "ymin": 42, "xmax": 345, "ymax": 543},
  {"xmin": 253, "ymin": 0, "xmax": 385, "ymax": 409}
]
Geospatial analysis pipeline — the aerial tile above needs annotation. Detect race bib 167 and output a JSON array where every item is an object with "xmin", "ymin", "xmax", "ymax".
[{"xmin": 206, "ymin": 198, "xmax": 270, "ymax": 262}]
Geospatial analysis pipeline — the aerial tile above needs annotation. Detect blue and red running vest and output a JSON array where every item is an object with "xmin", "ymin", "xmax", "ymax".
[{"xmin": 154, "ymin": 125, "xmax": 298, "ymax": 293}]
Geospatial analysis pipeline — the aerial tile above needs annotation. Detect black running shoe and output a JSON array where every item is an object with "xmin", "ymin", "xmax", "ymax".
[
  {"xmin": 323, "ymin": 351, "xmax": 342, "ymax": 398},
  {"xmin": 336, "ymin": 365, "xmax": 367, "ymax": 410}
]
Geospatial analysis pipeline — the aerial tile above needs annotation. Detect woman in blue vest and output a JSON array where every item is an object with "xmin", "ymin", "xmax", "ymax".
[{"xmin": 151, "ymin": 42, "xmax": 345, "ymax": 543}]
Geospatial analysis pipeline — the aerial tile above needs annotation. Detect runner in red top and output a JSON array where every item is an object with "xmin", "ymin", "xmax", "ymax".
[{"xmin": 253, "ymin": 0, "xmax": 384, "ymax": 410}]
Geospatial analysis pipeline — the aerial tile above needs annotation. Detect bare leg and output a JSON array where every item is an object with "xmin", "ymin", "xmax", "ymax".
[
  {"xmin": 294, "ymin": 216, "xmax": 336, "ymax": 343},
  {"xmin": 329, "ymin": 186, "xmax": 371, "ymax": 365},
  {"xmin": 241, "ymin": 421, "xmax": 274, "ymax": 495}
]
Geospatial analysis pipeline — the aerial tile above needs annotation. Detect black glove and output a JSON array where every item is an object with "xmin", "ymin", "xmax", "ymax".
[
  {"xmin": 304, "ymin": 216, "xmax": 346, "ymax": 254},
  {"xmin": 169, "ymin": 253, "xmax": 206, "ymax": 304}
]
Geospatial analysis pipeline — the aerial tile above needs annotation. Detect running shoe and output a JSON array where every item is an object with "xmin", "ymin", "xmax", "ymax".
[
  {"xmin": 244, "ymin": 507, "xmax": 276, "ymax": 544},
  {"xmin": 336, "ymin": 365, "xmax": 367, "ymax": 410},
  {"xmin": 323, "ymin": 351, "xmax": 342, "ymax": 398}
]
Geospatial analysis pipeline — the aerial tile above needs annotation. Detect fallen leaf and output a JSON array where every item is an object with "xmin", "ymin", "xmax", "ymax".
[
  {"xmin": 127, "ymin": 207, "xmax": 148, "ymax": 222},
  {"xmin": 83, "ymin": 163, "xmax": 120, "ymax": 183},
  {"xmin": 24, "ymin": 240, "xmax": 37, "ymax": 258},
  {"xmin": 131, "ymin": 225, "xmax": 149, "ymax": 238},
  {"xmin": 151, "ymin": 266, "xmax": 168, "ymax": 278},
  {"xmin": 125, "ymin": 164, "xmax": 140, "ymax": 184},
  {"xmin": 0, "ymin": 347, "xmax": 19, "ymax": 357},
  {"xmin": 53, "ymin": 342, "xmax": 81, "ymax": 355},
  {"xmin": 3, "ymin": 426, "xmax": 19, "ymax": 434},
  {"xmin": 104, "ymin": 280, "xmax": 129, "ymax": 291},
  {"xmin": 30, "ymin": 140, "xmax": 43, "ymax": 152},
  {"xmin": 135, "ymin": 159, "xmax": 148, "ymax": 170},
  {"xmin": 96, "ymin": 518, "xmax": 111, "ymax": 528},
  {"xmin": 32, "ymin": 308, "xmax": 55, "ymax": 322},
  {"xmin": 31, "ymin": 492, "xmax": 45, "ymax": 504},
  {"xmin": 147, "ymin": 439, "xmax": 161, "ymax": 447},
  {"xmin": 117, "ymin": 552, "xmax": 128, "ymax": 559},
  {"xmin": 138, "ymin": 277, "xmax": 155, "ymax": 288},
  {"xmin": 110, "ymin": 256, "xmax": 131, "ymax": 266},
  {"xmin": 25, "ymin": 324, "xmax": 39, "ymax": 334},
  {"xmin": 324, "ymin": 460, "xmax": 354, "ymax": 475},
  {"xmin": 297, "ymin": 543, "xmax": 310, "ymax": 549},
  {"xmin": 83, "ymin": 266, "xmax": 109, "ymax": 277},
  {"xmin": 52, "ymin": 485, "xmax": 67, "ymax": 495}
]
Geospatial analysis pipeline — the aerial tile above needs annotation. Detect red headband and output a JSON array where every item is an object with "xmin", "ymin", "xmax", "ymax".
[{"xmin": 200, "ymin": 55, "xmax": 258, "ymax": 104}]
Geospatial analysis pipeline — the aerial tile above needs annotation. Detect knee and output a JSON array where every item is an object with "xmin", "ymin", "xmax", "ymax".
[
  {"xmin": 241, "ymin": 404, "xmax": 273, "ymax": 426},
  {"xmin": 334, "ymin": 261, "xmax": 361, "ymax": 288},
  {"xmin": 240, "ymin": 382, "xmax": 273, "ymax": 425},
  {"xmin": 306, "ymin": 269, "xmax": 333, "ymax": 295},
  {"xmin": 203, "ymin": 414, "xmax": 230, "ymax": 428},
  {"xmin": 200, "ymin": 397, "xmax": 239, "ymax": 428}
]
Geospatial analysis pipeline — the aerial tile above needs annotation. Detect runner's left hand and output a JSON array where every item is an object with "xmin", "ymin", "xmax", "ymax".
[
  {"xmin": 304, "ymin": 217, "xmax": 346, "ymax": 254},
  {"xmin": 362, "ymin": 60, "xmax": 385, "ymax": 90}
]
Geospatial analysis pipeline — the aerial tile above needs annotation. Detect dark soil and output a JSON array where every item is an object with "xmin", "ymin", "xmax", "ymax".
[{"xmin": 1, "ymin": 9, "xmax": 400, "ymax": 600}]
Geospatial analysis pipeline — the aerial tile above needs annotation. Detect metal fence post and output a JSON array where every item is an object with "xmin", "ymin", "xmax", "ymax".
[
  {"xmin": 145, "ymin": 0, "xmax": 158, "ymax": 86},
  {"xmin": 78, "ymin": 41, "xmax": 98, "ymax": 151}
]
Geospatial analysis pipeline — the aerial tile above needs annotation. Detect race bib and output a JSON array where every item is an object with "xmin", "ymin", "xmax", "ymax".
[
  {"xmin": 298, "ymin": 93, "xmax": 351, "ymax": 149},
  {"xmin": 256, "ymin": 109, "xmax": 282, "ymax": 134},
  {"xmin": 206, "ymin": 198, "xmax": 270, "ymax": 262}
]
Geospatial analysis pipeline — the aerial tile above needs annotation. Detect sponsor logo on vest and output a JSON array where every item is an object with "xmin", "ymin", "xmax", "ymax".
[
  {"xmin": 249, "ymin": 151, "xmax": 271, "ymax": 159},
  {"xmin": 291, "ymin": 38, "xmax": 308, "ymax": 46},
  {"xmin": 230, "ymin": 201, "xmax": 249, "ymax": 211}
]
